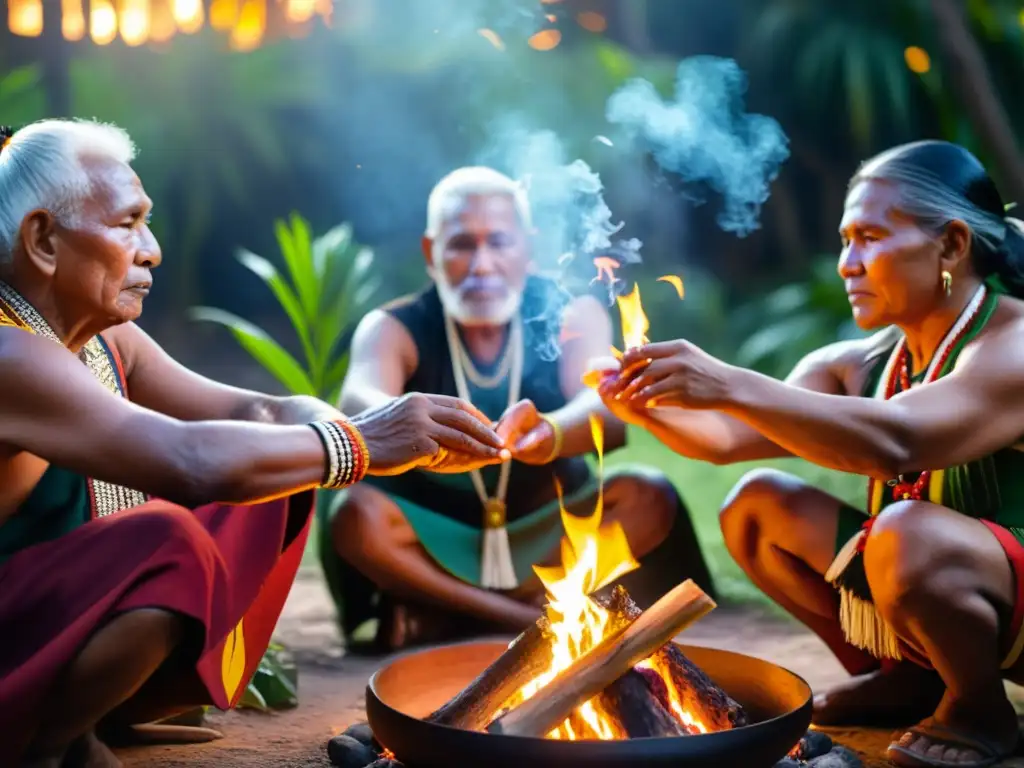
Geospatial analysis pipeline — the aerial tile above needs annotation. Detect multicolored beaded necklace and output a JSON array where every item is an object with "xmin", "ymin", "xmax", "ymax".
[{"xmin": 867, "ymin": 282, "xmax": 990, "ymax": 517}]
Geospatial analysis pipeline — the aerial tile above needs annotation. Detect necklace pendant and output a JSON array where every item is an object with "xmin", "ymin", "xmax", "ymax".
[{"xmin": 484, "ymin": 498, "xmax": 507, "ymax": 529}]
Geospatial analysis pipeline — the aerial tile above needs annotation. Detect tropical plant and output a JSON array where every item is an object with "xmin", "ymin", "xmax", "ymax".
[
  {"xmin": 0, "ymin": 64, "xmax": 48, "ymax": 125},
  {"xmin": 190, "ymin": 213, "xmax": 380, "ymax": 404},
  {"xmin": 732, "ymin": 254, "xmax": 866, "ymax": 378}
]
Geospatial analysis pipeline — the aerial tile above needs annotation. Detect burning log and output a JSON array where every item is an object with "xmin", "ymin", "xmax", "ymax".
[
  {"xmin": 595, "ymin": 585, "xmax": 748, "ymax": 730},
  {"xmin": 425, "ymin": 617, "xmax": 555, "ymax": 730},
  {"xmin": 596, "ymin": 669, "xmax": 688, "ymax": 738},
  {"xmin": 486, "ymin": 579, "xmax": 715, "ymax": 738}
]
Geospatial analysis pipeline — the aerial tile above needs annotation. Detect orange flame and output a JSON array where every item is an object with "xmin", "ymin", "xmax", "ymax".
[
  {"xmin": 500, "ymin": 415, "xmax": 710, "ymax": 739},
  {"xmin": 591, "ymin": 256, "xmax": 621, "ymax": 286},
  {"xmin": 657, "ymin": 274, "xmax": 685, "ymax": 300},
  {"xmin": 210, "ymin": 0, "xmax": 239, "ymax": 30},
  {"xmin": 230, "ymin": 0, "xmax": 265, "ymax": 50},
  {"xmin": 478, "ymin": 28, "xmax": 505, "ymax": 50},
  {"xmin": 617, "ymin": 283, "xmax": 650, "ymax": 350}
]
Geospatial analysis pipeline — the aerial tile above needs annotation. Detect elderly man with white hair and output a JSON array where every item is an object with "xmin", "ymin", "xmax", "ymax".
[
  {"xmin": 0, "ymin": 121, "xmax": 512, "ymax": 768},
  {"xmin": 318, "ymin": 165, "xmax": 715, "ymax": 652}
]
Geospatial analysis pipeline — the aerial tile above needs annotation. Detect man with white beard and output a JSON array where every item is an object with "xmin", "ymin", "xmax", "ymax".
[{"xmin": 318, "ymin": 166, "xmax": 714, "ymax": 651}]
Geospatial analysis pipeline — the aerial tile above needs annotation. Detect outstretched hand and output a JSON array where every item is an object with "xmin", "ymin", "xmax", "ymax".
[
  {"xmin": 351, "ymin": 393, "xmax": 511, "ymax": 476},
  {"xmin": 494, "ymin": 399, "xmax": 558, "ymax": 465},
  {"xmin": 607, "ymin": 340, "xmax": 734, "ymax": 409}
]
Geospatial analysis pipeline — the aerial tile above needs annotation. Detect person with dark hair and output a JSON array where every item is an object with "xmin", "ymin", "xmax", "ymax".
[{"xmin": 591, "ymin": 140, "xmax": 1024, "ymax": 767}]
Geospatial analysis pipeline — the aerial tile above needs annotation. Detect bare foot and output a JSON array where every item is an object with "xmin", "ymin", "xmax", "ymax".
[
  {"xmin": 62, "ymin": 732, "xmax": 122, "ymax": 768},
  {"xmin": 887, "ymin": 692, "xmax": 1018, "ymax": 766},
  {"xmin": 812, "ymin": 662, "xmax": 944, "ymax": 727}
]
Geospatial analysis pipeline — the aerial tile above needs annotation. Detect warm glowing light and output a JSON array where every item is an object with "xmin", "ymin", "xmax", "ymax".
[
  {"xmin": 657, "ymin": 274, "xmax": 685, "ymax": 300},
  {"xmin": 172, "ymin": 0, "xmax": 204, "ymax": 33},
  {"xmin": 8, "ymin": 0, "xmax": 43, "ymax": 37},
  {"xmin": 90, "ymin": 0, "xmax": 119, "ymax": 44},
  {"xmin": 478, "ymin": 28, "xmax": 505, "ymax": 51},
  {"xmin": 498, "ymin": 415, "xmax": 711, "ymax": 739},
  {"xmin": 61, "ymin": 0, "xmax": 86, "ymax": 39},
  {"xmin": 577, "ymin": 11, "xmax": 607, "ymax": 33},
  {"xmin": 230, "ymin": 0, "xmax": 266, "ymax": 51},
  {"xmin": 591, "ymin": 256, "xmax": 620, "ymax": 285},
  {"xmin": 617, "ymin": 283, "xmax": 650, "ymax": 350},
  {"xmin": 501, "ymin": 415, "xmax": 641, "ymax": 739},
  {"xmin": 904, "ymin": 46, "xmax": 931, "ymax": 75},
  {"xmin": 528, "ymin": 29, "xmax": 562, "ymax": 51},
  {"xmin": 284, "ymin": 0, "xmax": 316, "ymax": 23},
  {"xmin": 149, "ymin": 0, "xmax": 176, "ymax": 42},
  {"xmin": 210, "ymin": 0, "xmax": 239, "ymax": 30},
  {"xmin": 119, "ymin": 0, "xmax": 151, "ymax": 46},
  {"xmin": 546, "ymin": 14, "xmax": 557, "ymax": 22}
]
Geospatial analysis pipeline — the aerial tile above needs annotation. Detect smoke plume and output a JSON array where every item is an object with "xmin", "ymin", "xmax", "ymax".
[{"xmin": 606, "ymin": 56, "xmax": 790, "ymax": 237}]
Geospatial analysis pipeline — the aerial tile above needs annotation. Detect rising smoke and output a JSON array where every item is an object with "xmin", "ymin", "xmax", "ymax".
[
  {"xmin": 606, "ymin": 56, "xmax": 790, "ymax": 237},
  {"xmin": 474, "ymin": 54, "xmax": 789, "ymax": 360}
]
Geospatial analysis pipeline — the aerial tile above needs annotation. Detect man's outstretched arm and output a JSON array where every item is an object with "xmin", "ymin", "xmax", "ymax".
[
  {"xmin": 110, "ymin": 322, "xmax": 342, "ymax": 425},
  {"xmin": 336, "ymin": 309, "xmax": 417, "ymax": 414}
]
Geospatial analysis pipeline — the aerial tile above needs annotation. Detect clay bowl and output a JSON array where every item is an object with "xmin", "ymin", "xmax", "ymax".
[{"xmin": 366, "ymin": 639, "xmax": 812, "ymax": 768}]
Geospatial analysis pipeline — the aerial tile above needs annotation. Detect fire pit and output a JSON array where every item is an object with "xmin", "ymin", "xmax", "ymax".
[{"xmin": 365, "ymin": 638, "xmax": 812, "ymax": 768}]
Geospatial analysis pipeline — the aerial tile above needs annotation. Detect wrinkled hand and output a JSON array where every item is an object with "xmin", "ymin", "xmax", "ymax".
[
  {"xmin": 350, "ymin": 393, "xmax": 510, "ymax": 476},
  {"xmin": 606, "ymin": 340, "xmax": 733, "ymax": 409},
  {"xmin": 494, "ymin": 399, "xmax": 557, "ymax": 465},
  {"xmin": 585, "ymin": 356, "xmax": 653, "ymax": 428}
]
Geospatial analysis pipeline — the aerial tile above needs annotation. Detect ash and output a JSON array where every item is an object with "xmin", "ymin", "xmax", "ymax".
[{"xmin": 774, "ymin": 730, "xmax": 864, "ymax": 767}]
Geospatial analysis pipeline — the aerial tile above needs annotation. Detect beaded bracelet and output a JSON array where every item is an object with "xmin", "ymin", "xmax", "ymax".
[
  {"xmin": 539, "ymin": 413, "xmax": 564, "ymax": 463},
  {"xmin": 308, "ymin": 419, "xmax": 370, "ymax": 489}
]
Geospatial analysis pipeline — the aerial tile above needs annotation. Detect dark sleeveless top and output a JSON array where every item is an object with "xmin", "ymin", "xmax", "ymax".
[{"xmin": 362, "ymin": 275, "xmax": 593, "ymax": 527}]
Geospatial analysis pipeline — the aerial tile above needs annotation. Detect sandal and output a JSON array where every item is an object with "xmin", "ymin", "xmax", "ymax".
[{"xmin": 886, "ymin": 716, "xmax": 1018, "ymax": 767}]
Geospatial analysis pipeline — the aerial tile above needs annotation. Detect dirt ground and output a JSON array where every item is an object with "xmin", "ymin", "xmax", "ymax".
[{"xmin": 116, "ymin": 566, "xmax": 1024, "ymax": 768}]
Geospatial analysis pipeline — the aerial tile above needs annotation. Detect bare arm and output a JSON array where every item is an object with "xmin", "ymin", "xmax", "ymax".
[
  {"xmin": 722, "ymin": 324, "xmax": 1024, "ymax": 478},
  {"xmin": 0, "ymin": 330, "xmax": 329, "ymax": 508},
  {"xmin": 601, "ymin": 341, "xmax": 859, "ymax": 464},
  {"xmin": 549, "ymin": 294, "xmax": 627, "ymax": 454},
  {"xmin": 112, "ymin": 323, "xmax": 341, "ymax": 424},
  {"xmin": 337, "ymin": 309, "xmax": 416, "ymax": 415}
]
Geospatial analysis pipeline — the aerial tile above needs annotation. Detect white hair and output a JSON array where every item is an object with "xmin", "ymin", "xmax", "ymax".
[
  {"xmin": 0, "ymin": 118, "xmax": 137, "ymax": 264},
  {"xmin": 424, "ymin": 166, "xmax": 532, "ymax": 239}
]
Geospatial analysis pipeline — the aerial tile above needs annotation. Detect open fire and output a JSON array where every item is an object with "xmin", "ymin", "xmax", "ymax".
[{"xmin": 493, "ymin": 413, "xmax": 714, "ymax": 741}]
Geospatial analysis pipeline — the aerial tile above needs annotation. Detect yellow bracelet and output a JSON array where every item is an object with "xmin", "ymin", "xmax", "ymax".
[{"xmin": 539, "ymin": 413, "xmax": 564, "ymax": 463}]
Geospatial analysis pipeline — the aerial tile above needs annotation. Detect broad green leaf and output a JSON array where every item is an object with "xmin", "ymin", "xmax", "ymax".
[
  {"xmin": 843, "ymin": 42, "xmax": 873, "ymax": 148},
  {"xmin": 189, "ymin": 307, "xmax": 317, "ymax": 396},
  {"xmin": 235, "ymin": 249, "xmax": 316, "ymax": 367},
  {"xmin": 238, "ymin": 682, "xmax": 269, "ymax": 712},
  {"xmin": 594, "ymin": 41, "xmax": 637, "ymax": 85},
  {"xmin": 275, "ymin": 216, "xmax": 319, "ymax": 319}
]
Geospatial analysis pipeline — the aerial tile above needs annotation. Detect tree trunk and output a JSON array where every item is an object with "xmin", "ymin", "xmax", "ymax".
[{"xmin": 929, "ymin": 0, "xmax": 1024, "ymax": 205}]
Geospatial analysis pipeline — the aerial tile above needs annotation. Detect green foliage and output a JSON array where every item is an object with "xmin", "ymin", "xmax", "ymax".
[
  {"xmin": 66, "ymin": 36, "xmax": 332, "ymax": 296},
  {"xmin": 190, "ymin": 214, "xmax": 379, "ymax": 402},
  {"xmin": 237, "ymin": 643, "xmax": 299, "ymax": 712},
  {"xmin": 0, "ymin": 64, "xmax": 47, "ymax": 125},
  {"xmin": 732, "ymin": 255, "xmax": 866, "ymax": 378}
]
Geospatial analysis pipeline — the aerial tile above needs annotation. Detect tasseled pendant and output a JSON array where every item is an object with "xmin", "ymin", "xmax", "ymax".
[
  {"xmin": 481, "ymin": 499, "xmax": 518, "ymax": 590},
  {"xmin": 824, "ymin": 519, "xmax": 902, "ymax": 661}
]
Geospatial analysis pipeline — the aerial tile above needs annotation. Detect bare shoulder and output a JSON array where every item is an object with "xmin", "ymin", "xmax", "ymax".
[
  {"xmin": 958, "ymin": 295, "xmax": 1024, "ymax": 370},
  {"xmin": 102, "ymin": 321, "xmax": 156, "ymax": 375},
  {"xmin": 787, "ymin": 329, "xmax": 897, "ymax": 395},
  {"xmin": 349, "ymin": 308, "xmax": 418, "ymax": 366}
]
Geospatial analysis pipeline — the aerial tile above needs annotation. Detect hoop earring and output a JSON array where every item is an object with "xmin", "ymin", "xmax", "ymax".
[{"xmin": 941, "ymin": 270, "xmax": 953, "ymax": 298}]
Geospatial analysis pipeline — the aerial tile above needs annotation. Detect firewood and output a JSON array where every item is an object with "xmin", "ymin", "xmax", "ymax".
[
  {"xmin": 595, "ymin": 585, "xmax": 748, "ymax": 730},
  {"xmin": 597, "ymin": 669, "xmax": 689, "ymax": 738},
  {"xmin": 486, "ymin": 580, "xmax": 715, "ymax": 738},
  {"xmin": 425, "ymin": 617, "xmax": 555, "ymax": 731}
]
